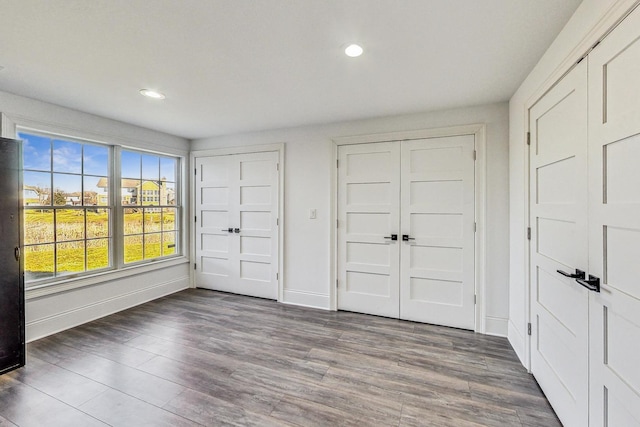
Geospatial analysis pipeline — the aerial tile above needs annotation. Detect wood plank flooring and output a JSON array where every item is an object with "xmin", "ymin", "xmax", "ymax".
[{"xmin": 0, "ymin": 289, "xmax": 560, "ymax": 426}]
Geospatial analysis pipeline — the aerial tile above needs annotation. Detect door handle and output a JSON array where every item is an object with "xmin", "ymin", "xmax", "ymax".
[
  {"xmin": 576, "ymin": 275, "xmax": 600, "ymax": 293},
  {"xmin": 384, "ymin": 234, "xmax": 398, "ymax": 241},
  {"xmin": 402, "ymin": 235, "xmax": 415, "ymax": 241},
  {"xmin": 221, "ymin": 228, "xmax": 233, "ymax": 233},
  {"xmin": 14, "ymin": 247, "xmax": 20, "ymax": 262},
  {"xmin": 234, "ymin": 228, "xmax": 240, "ymax": 233},
  {"xmin": 556, "ymin": 269, "xmax": 585, "ymax": 279}
]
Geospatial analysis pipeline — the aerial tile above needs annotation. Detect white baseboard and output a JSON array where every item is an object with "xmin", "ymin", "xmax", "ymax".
[
  {"xmin": 282, "ymin": 289, "xmax": 330, "ymax": 310},
  {"xmin": 26, "ymin": 277, "xmax": 189, "ymax": 342},
  {"xmin": 484, "ymin": 316, "xmax": 508, "ymax": 337},
  {"xmin": 508, "ymin": 319, "xmax": 528, "ymax": 369}
]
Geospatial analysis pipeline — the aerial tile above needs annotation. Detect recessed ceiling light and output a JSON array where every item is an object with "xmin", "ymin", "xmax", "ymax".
[
  {"xmin": 344, "ymin": 44, "xmax": 364, "ymax": 58},
  {"xmin": 139, "ymin": 89, "xmax": 165, "ymax": 99}
]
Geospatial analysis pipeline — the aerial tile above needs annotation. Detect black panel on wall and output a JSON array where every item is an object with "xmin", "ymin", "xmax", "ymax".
[{"xmin": 0, "ymin": 137, "xmax": 25, "ymax": 375}]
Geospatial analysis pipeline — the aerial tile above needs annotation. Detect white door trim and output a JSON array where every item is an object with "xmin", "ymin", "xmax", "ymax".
[
  {"xmin": 190, "ymin": 143, "xmax": 285, "ymax": 301},
  {"xmin": 330, "ymin": 124, "xmax": 487, "ymax": 333}
]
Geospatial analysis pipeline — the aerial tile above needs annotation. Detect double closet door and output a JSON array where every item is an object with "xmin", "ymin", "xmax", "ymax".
[
  {"xmin": 337, "ymin": 136, "xmax": 476, "ymax": 330},
  {"xmin": 194, "ymin": 151, "xmax": 279, "ymax": 300},
  {"xmin": 529, "ymin": 5, "xmax": 640, "ymax": 426}
]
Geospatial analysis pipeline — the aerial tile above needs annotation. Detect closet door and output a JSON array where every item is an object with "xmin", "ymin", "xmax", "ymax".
[
  {"xmin": 0, "ymin": 137, "xmax": 24, "ymax": 375},
  {"xmin": 588, "ymin": 6, "xmax": 640, "ymax": 425},
  {"xmin": 337, "ymin": 142, "xmax": 400, "ymax": 318},
  {"xmin": 529, "ymin": 60, "xmax": 590, "ymax": 427},
  {"xmin": 195, "ymin": 151, "xmax": 279, "ymax": 300},
  {"xmin": 399, "ymin": 136, "xmax": 476, "ymax": 329}
]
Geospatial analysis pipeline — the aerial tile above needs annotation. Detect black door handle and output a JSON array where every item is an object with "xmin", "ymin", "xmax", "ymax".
[
  {"xmin": 14, "ymin": 247, "xmax": 20, "ymax": 262},
  {"xmin": 234, "ymin": 228, "xmax": 240, "ymax": 233},
  {"xmin": 576, "ymin": 275, "xmax": 600, "ymax": 292},
  {"xmin": 557, "ymin": 269, "xmax": 585, "ymax": 279},
  {"xmin": 384, "ymin": 234, "xmax": 398, "ymax": 241},
  {"xmin": 221, "ymin": 228, "xmax": 233, "ymax": 233},
  {"xmin": 402, "ymin": 235, "xmax": 415, "ymax": 241}
]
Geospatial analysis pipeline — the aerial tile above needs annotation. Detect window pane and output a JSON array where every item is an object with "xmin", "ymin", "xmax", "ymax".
[
  {"xmin": 84, "ymin": 176, "xmax": 107, "ymax": 206},
  {"xmin": 124, "ymin": 208, "xmax": 142, "ymax": 235},
  {"xmin": 87, "ymin": 209, "xmax": 109, "ymax": 239},
  {"xmin": 24, "ymin": 244, "xmax": 55, "ymax": 281},
  {"xmin": 142, "ymin": 154, "xmax": 159, "ymax": 180},
  {"xmin": 83, "ymin": 144, "xmax": 108, "ymax": 176},
  {"xmin": 21, "ymin": 133, "xmax": 51, "ymax": 171},
  {"xmin": 53, "ymin": 174, "xmax": 82, "ymax": 206},
  {"xmin": 164, "ymin": 182, "xmax": 176, "ymax": 205},
  {"xmin": 56, "ymin": 209, "xmax": 85, "ymax": 242},
  {"xmin": 141, "ymin": 181, "xmax": 160, "ymax": 206},
  {"xmin": 124, "ymin": 235, "xmax": 143, "ymax": 263},
  {"xmin": 121, "ymin": 151, "xmax": 141, "ymax": 179},
  {"xmin": 24, "ymin": 209, "xmax": 54, "ymax": 245},
  {"xmin": 163, "ymin": 232, "xmax": 176, "ymax": 256},
  {"xmin": 144, "ymin": 209, "xmax": 162, "ymax": 233},
  {"xmin": 53, "ymin": 140, "xmax": 82, "ymax": 174},
  {"xmin": 87, "ymin": 239, "xmax": 110, "ymax": 270},
  {"xmin": 162, "ymin": 208, "xmax": 176, "ymax": 231},
  {"xmin": 56, "ymin": 241, "xmax": 85, "ymax": 275},
  {"xmin": 121, "ymin": 179, "xmax": 141, "ymax": 205},
  {"xmin": 23, "ymin": 171, "xmax": 51, "ymax": 206},
  {"xmin": 144, "ymin": 233, "xmax": 161, "ymax": 259},
  {"xmin": 160, "ymin": 157, "xmax": 176, "ymax": 182}
]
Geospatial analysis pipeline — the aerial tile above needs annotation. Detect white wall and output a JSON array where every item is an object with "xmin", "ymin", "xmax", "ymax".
[
  {"xmin": 192, "ymin": 102, "xmax": 511, "ymax": 336},
  {"xmin": 508, "ymin": 0, "xmax": 636, "ymax": 366},
  {"xmin": 0, "ymin": 89, "xmax": 191, "ymax": 342}
]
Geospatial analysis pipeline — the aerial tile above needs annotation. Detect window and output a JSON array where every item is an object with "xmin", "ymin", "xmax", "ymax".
[
  {"xmin": 21, "ymin": 132, "xmax": 111, "ymax": 282},
  {"xmin": 19, "ymin": 131, "xmax": 182, "ymax": 286}
]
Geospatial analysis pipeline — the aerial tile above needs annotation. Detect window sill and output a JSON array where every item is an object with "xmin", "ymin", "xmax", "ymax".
[{"xmin": 25, "ymin": 256, "xmax": 190, "ymax": 300}]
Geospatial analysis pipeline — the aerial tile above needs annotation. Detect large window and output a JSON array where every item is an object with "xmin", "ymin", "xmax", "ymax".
[{"xmin": 19, "ymin": 131, "xmax": 181, "ymax": 286}]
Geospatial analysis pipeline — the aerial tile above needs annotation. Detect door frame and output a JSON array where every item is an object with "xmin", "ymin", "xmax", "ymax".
[
  {"xmin": 330, "ymin": 124, "xmax": 487, "ymax": 333},
  {"xmin": 190, "ymin": 143, "xmax": 285, "ymax": 301}
]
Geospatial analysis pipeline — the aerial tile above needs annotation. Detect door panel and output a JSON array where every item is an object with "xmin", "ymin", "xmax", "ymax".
[
  {"xmin": 529, "ymin": 60, "xmax": 589, "ymax": 427},
  {"xmin": 337, "ymin": 142, "xmax": 400, "ymax": 318},
  {"xmin": 400, "ymin": 136, "xmax": 475, "ymax": 329},
  {"xmin": 195, "ymin": 151, "xmax": 279, "ymax": 300},
  {"xmin": 588, "ymin": 6, "xmax": 640, "ymax": 425}
]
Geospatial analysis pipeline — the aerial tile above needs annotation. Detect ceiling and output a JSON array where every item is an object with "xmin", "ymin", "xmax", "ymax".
[{"xmin": 0, "ymin": 0, "xmax": 582, "ymax": 139}]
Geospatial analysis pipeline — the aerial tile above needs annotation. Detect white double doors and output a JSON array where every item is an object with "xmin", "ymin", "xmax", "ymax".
[
  {"xmin": 529, "ymin": 6, "xmax": 640, "ymax": 426},
  {"xmin": 337, "ymin": 136, "xmax": 476, "ymax": 329},
  {"xmin": 194, "ymin": 151, "xmax": 279, "ymax": 300}
]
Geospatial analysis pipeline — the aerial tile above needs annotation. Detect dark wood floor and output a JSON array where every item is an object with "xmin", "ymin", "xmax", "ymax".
[{"xmin": 0, "ymin": 289, "xmax": 560, "ymax": 426}]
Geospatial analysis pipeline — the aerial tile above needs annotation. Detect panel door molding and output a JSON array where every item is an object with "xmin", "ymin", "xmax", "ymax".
[
  {"xmin": 337, "ymin": 133, "xmax": 479, "ymax": 330},
  {"xmin": 192, "ymin": 147, "xmax": 283, "ymax": 301}
]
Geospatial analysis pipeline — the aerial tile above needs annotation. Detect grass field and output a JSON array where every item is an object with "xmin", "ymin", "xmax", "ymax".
[{"xmin": 24, "ymin": 208, "xmax": 177, "ymax": 279}]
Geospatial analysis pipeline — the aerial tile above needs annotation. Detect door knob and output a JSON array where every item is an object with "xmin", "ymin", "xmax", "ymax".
[
  {"xmin": 576, "ymin": 275, "xmax": 600, "ymax": 292},
  {"xmin": 234, "ymin": 228, "xmax": 240, "ymax": 233},
  {"xmin": 402, "ymin": 235, "xmax": 415, "ymax": 241},
  {"xmin": 556, "ymin": 269, "xmax": 585, "ymax": 279},
  {"xmin": 384, "ymin": 234, "xmax": 398, "ymax": 241}
]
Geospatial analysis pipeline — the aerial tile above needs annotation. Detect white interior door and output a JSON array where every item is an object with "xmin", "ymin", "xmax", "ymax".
[
  {"xmin": 588, "ymin": 6, "xmax": 640, "ymax": 425},
  {"xmin": 195, "ymin": 151, "xmax": 279, "ymax": 300},
  {"xmin": 529, "ymin": 60, "xmax": 590, "ymax": 427},
  {"xmin": 400, "ymin": 136, "xmax": 476, "ymax": 329},
  {"xmin": 337, "ymin": 142, "xmax": 400, "ymax": 318}
]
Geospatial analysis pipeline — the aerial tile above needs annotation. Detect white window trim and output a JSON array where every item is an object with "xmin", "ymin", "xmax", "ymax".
[{"xmin": 3, "ymin": 115, "xmax": 189, "ymax": 299}]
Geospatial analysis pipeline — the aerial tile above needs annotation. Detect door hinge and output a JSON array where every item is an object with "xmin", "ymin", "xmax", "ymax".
[
  {"xmin": 276, "ymin": 272, "xmax": 279, "ymax": 280},
  {"xmin": 474, "ymin": 294, "xmax": 477, "ymax": 304},
  {"xmin": 276, "ymin": 218, "xmax": 279, "ymax": 226},
  {"xmin": 194, "ymin": 167, "xmax": 197, "ymax": 175},
  {"xmin": 276, "ymin": 163, "xmax": 279, "ymax": 171},
  {"xmin": 336, "ymin": 219, "xmax": 339, "ymax": 228},
  {"xmin": 473, "ymin": 150, "xmax": 477, "ymax": 161},
  {"xmin": 527, "ymin": 227, "xmax": 531, "ymax": 240},
  {"xmin": 336, "ymin": 279, "xmax": 339, "ymax": 288},
  {"xmin": 336, "ymin": 159, "xmax": 339, "ymax": 168},
  {"xmin": 194, "ymin": 263, "xmax": 197, "ymax": 270},
  {"xmin": 527, "ymin": 322, "xmax": 532, "ymax": 336},
  {"xmin": 195, "ymin": 215, "xmax": 197, "ymax": 223},
  {"xmin": 526, "ymin": 132, "xmax": 531, "ymax": 146},
  {"xmin": 474, "ymin": 222, "xmax": 477, "ymax": 233}
]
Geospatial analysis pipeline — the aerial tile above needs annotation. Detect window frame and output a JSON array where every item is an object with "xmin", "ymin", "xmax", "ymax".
[{"xmin": 17, "ymin": 128, "xmax": 185, "ymax": 292}]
